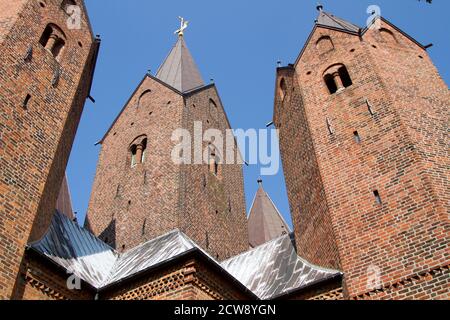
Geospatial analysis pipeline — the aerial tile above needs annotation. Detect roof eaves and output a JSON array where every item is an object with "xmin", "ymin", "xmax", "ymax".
[{"xmin": 271, "ymin": 272, "xmax": 343, "ymax": 300}]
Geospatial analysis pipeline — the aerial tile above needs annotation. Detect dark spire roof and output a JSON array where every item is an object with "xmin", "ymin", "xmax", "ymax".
[
  {"xmin": 248, "ymin": 180, "xmax": 291, "ymax": 248},
  {"xmin": 155, "ymin": 35, "xmax": 204, "ymax": 93},
  {"xmin": 316, "ymin": 7, "xmax": 360, "ymax": 33}
]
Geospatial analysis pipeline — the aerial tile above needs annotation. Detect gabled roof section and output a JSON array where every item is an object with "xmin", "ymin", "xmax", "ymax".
[
  {"xmin": 316, "ymin": 9, "xmax": 360, "ymax": 33},
  {"xmin": 27, "ymin": 213, "xmax": 254, "ymax": 297},
  {"xmin": 221, "ymin": 234, "xmax": 342, "ymax": 300},
  {"xmin": 248, "ymin": 180, "xmax": 291, "ymax": 248},
  {"xmin": 28, "ymin": 212, "xmax": 341, "ymax": 299},
  {"xmin": 156, "ymin": 35, "xmax": 205, "ymax": 93}
]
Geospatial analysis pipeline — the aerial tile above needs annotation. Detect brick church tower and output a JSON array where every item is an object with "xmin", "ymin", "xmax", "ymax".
[
  {"xmin": 85, "ymin": 27, "xmax": 248, "ymax": 261},
  {"xmin": 0, "ymin": 0, "xmax": 99, "ymax": 299},
  {"xmin": 274, "ymin": 6, "xmax": 449, "ymax": 299}
]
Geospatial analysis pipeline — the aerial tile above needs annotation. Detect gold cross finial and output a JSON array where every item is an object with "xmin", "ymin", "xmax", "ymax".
[{"xmin": 175, "ymin": 16, "xmax": 189, "ymax": 37}]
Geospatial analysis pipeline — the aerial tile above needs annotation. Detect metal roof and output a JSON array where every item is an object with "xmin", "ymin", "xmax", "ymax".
[
  {"xmin": 28, "ymin": 213, "xmax": 341, "ymax": 299},
  {"xmin": 221, "ymin": 234, "xmax": 342, "ymax": 300},
  {"xmin": 155, "ymin": 36, "xmax": 205, "ymax": 93},
  {"xmin": 248, "ymin": 181, "xmax": 291, "ymax": 248},
  {"xmin": 316, "ymin": 10, "xmax": 360, "ymax": 33}
]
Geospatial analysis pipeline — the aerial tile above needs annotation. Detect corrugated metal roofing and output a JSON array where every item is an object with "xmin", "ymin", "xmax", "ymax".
[
  {"xmin": 28, "ymin": 213, "xmax": 341, "ymax": 299},
  {"xmin": 155, "ymin": 36, "xmax": 204, "ymax": 92},
  {"xmin": 221, "ymin": 234, "xmax": 342, "ymax": 300}
]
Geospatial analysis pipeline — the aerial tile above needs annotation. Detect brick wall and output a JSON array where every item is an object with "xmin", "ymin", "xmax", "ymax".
[
  {"xmin": 85, "ymin": 78, "xmax": 248, "ymax": 260},
  {"xmin": 103, "ymin": 257, "xmax": 250, "ymax": 300},
  {"xmin": 274, "ymin": 19, "xmax": 449, "ymax": 299},
  {"xmin": 0, "ymin": 0, "xmax": 97, "ymax": 299},
  {"xmin": 16, "ymin": 254, "xmax": 94, "ymax": 300}
]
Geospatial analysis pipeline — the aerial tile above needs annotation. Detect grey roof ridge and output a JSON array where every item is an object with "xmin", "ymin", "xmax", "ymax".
[{"xmin": 222, "ymin": 233, "xmax": 292, "ymax": 264}]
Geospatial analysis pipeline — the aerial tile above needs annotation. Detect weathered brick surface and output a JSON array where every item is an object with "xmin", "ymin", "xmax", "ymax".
[
  {"xmin": 102, "ymin": 258, "xmax": 251, "ymax": 300},
  {"xmin": 85, "ymin": 77, "xmax": 248, "ymax": 260},
  {"xmin": 274, "ymin": 19, "xmax": 450, "ymax": 299},
  {"xmin": 0, "ymin": 0, "xmax": 97, "ymax": 299},
  {"xmin": 16, "ymin": 254, "xmax": 94, "ymax": 300}
]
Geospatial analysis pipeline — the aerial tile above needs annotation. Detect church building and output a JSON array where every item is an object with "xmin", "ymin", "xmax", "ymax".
[{"xmin": 0, "ymin": 0, "xmax": 448, "ymax": 300}]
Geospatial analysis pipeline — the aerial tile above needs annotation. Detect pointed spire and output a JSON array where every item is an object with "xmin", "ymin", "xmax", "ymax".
[
  {"xmin": 155, "ymin": 19, "xmax": 204, "ymax": 93},
  {"xmin": 248, "ymin": 179, "xmax": 291, "ymax": 248},
  {"xmin": 315, "ymin": 6, "xmax": 360, "ymax": 33}
]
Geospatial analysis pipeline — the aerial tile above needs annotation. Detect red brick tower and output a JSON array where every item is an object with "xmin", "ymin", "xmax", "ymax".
[
  {"xmin": 85, "ymin": 28, "xmax": 248, "ymax": 260},
  {"xmin": 274, "ymin": 6, "xmax": 449, "ymax": 299},
  {"xmin": 0, "ymin": 0, "xmax": 99, "ymax": 299}
]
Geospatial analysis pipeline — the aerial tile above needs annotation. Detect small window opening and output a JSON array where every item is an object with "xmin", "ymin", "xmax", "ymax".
[
  {"xmin": 353, "ymin": 131, "xmax": 362, "ymax": 144},
  {"xmin": 279, "ymin": 78, "xmax": 287, "ymax": 101},
  {"xmin": 326, "ymin": 117, "xmax": 334, "ymax": 135},
  {"xmin": 374, "ymin": 190, "xmax": 382, "ymax": 205},
  {"xmin": 130, "ymin": 145, "xmax": 137, "ymax": 167},
  {"xmin": 142, "ymin": 219, "xmax": 146, "ymax": 235},
  {"xmin": 324, "ymin": 74, "xmax": 337, "ymax": 94},
  {"xmin": 39, "ymin": 24, "xmax": 66, "ymax": 59},
  {"xmin": 115, "ymin": 185, "xmax": 121, "ymax": 198},
  {"xmin": 51, "ymin": 38, "xmax": 65, "ymax": 58},
  {"xmin": 23, "ymin": 94, "xmax": 31, "ymax": 109},
  {"xmin": 339, "ymin": 67, "xmax": 353, "ymax": 88},
  {"xmin": 366, "ymin": 99, "xmax": 375, "ymax": 116}
]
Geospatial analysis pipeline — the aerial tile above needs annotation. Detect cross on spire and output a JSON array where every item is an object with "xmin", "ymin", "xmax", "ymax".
[{"xmin": 175, "ymin": 16, "xmax": 189, "ymax": 37}]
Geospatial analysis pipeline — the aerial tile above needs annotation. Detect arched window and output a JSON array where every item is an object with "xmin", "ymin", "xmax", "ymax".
[
  {"xmin": 129, "ymin": 135, "xmax": 147, "ymax": 167},
  {"xmin": 279, "ymin": 78, "xmax": 287, "ymax": 101},
  {"xmin": 379, "ymin": 28, "xmax": 397, "ymax": 44},
  {"xmin": 316, "ymin": 36, "xmax": 334, "ymax": 54},
  {"xmin": 209, "ymin": 99, "xmax": 218, "ymax": 121},
  {"xmin": 323, "ymin": 64, "xmax": 353, "ymax": 94},
  {"xmin": 137, "ymin": 89, "xmax": 151, "ymax": 108},
  {"xmin": 61, "ymin": 0, "xmax": 76, "ymax": 12},
  {"xmin": 39, "ymin": 24, "xmax": 66, "ymax": 60}
]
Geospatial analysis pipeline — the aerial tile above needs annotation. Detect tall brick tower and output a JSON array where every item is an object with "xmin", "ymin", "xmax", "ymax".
[
  {"xmin": 0, "ymin": 0, "xmax": 99, "ymax": 299},
  {"xmin": 274, "ymin": 6, "xmax": 449, "ymax": 299},
  {"xmin": 85, "ymin": 26, "xmax": 248, "ymax": 260}
]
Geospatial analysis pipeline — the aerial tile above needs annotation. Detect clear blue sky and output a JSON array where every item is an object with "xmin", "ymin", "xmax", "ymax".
[{"xmin": 68, "ymin": 0, "xmax": 449, "ymax": 227}]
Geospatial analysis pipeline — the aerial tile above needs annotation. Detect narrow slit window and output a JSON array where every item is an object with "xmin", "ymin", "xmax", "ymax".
[
  {"xmin": 326, "ymin": 118, "xmax": 334, "ymax": 135},
  {"xmin": 23, "ymin": 94, "xmax": 31, "ymax": 109},
  {"xmin": 374, "ymin": 190, "xmax": 382, "ymax": 205},
  {"xmin": 366, "ymin": 99, "xmax": 375, "ymax": 116},
  {"xmin": 353, "ymin": 131, "xmax": 362, "ymax": 144}
]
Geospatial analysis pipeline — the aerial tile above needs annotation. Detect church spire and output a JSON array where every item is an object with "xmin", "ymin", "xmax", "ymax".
[
  {"xmin": 155, "ymin": 17, "xmax": 204, "ymax": 93},
  {"xmin": 315, "ymin": 6, "xmax": 360, "ymax": 33},
  {"xmin": 248, "ymin": 179, "xmax": 291, "ymax": 248}
]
